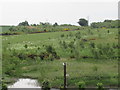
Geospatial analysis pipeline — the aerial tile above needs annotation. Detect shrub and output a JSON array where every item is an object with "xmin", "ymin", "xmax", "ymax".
[
  {"xmin": 2, "ymin": 80, "xmax": 8, "ymax": 90},
  {"xmin": 42, "ymin": 80, "xmax": 51, "ymax": 90},
  {"xmin": 76, "ymin": 81, "xmax": 86, "ymax": 89},
  {"xmin": 46, "ymin": 45, "xmax": 55, "ymax": 54},
  {"xmin": 46, "ymin": 45, "xmax": 59, "ymax": 59},
  {"xmin": 39, "ymin": 45, "xmax": 60, "ymax": 60},
  {"xmin": 24, "ymin": 44, "xmax": 28, "ymax": 49},
  {"xmin": 96, "ymin": 83, "xmax": 104, "ymax": 90},
  {"xmin": 107, "ymin": 30, "xmax": 109, "ymax": 33},
  {"xmin": 18, "ymin": 53, "xmax": 27, "ymax": 60},
  {"xmin": 89, "ymin": 42, "xmax": 95, "ymax": 48},
  {"xmin": 61, "ymin": 34, "xmax": 65, "ymax": 37},
  {"xmin": 39, "ymin": 52, "xmax": 49, "ymax": 60}
]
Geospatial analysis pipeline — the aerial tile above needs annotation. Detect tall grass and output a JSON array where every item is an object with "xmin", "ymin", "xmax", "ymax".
[{"xmin": 2, "ymin": 28, "xmax": 118, "ymax": 87}]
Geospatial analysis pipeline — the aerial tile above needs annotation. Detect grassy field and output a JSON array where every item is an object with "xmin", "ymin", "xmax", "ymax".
[
  {"xmin": 0, "ymin": 25, "xmax": 80, "ymax": 34},
  {"xmin": 0, "ymin": 26, "xmax": 11, "ymax": 34},
  {"xmin": 2, "ymin": 27, "xmax": 118, "ymax": 88}
]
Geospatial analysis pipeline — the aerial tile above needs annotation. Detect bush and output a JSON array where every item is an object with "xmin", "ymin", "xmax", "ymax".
[
  {"xmin": 39, "ymin": 52, "xmax": 49, "ymax": 60},
  {"xmin": 42, "ymin": 80, "xmax": 51, "ymax": 90},
  {"xmin": 18, "ymin": 53, "xmax": 27, "ymax": 60},
  {"xmin": 39, "ymin": 45, "xmax": 60, "ymax": 60},
  {"xmin": 89, "ymin": 42, "xmax": 95, "ymax": 48},
  {"xmin": 46, "ymin": 45, "xmax": 55, "ymax": 54},
  {"xmin": 61, "ymin": 34, "xmax": 65, "ymax": 37},
  {"xmin": 76, "ymin": 81, "xmax": 86, "ymax": 89},
  {"xmin": 96, "ymin": 83, "xmax": 104, "ymax": 90},
  {"xmin": 24, "ymin": 44, "xmax": 28, "ymax": 49},
  {"xmin": 2, "ymin": 80, "xmax": 8, "ymax": 90}
]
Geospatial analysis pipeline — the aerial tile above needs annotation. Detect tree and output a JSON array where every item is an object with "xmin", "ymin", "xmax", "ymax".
[
  {"xmin": 18, "ymin": 21, "xmax": 29, "ymax": 26},
  {"xmin": 104, "ymin": 20, "xmax": 112, "ymax": 22},
  {"xmin": 53, "ymin": 22, "xmax": 58, "ymax": 27},
  {"xmin": 78, "ymin": 18, "xmax": 88, "ymax": 26}
]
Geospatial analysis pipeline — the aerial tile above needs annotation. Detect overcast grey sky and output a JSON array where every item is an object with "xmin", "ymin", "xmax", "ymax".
[{"xmin": 0, "ymin": 0, "xmax": 119, "ymax": 25}]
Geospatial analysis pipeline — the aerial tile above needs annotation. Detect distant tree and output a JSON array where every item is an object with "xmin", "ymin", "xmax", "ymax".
[
  {"xmin": 78, "ymin": 18, "xmax": 88, "ymax": 26},
  {"xmin": 91, "ymin": 22, "xmax": 99, "ymax": 28},
  {"xmin": 60, "ymin": 24, "xmax": 72, "ymax": 26},
  {"xmin": 91, "ymin": 20, "xmax": 119, "ymax": 28},
  {"xmin": 104, "ymin": 20, "xmax": 112, "ymax": 22},
  {"xmin": 18, "ymin": 21, "xmax": 29, "ymax": 26},
  {"xmin": 31, "ymin": 24, "xmax": 36, "ymax": 26},
  {"xmin": 53, "ymin": 22, "xmax": 58, "ymax": 27},
  {"xmin": 39, "ymin": 22, "xmax": 51, "ymax": 26},
  {"xmin": 33, "ymin": 24, "xmax": 36, "ymax": 26}
]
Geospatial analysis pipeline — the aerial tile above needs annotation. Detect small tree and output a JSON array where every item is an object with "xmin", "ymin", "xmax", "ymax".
[
  {"xmin": 18, "ymin": 21, "xmax": 29, "ymax": 26},
  {"xmin": 78, "ymin": 18, "xmax": 88, "ymax": 26},
  {"xmin": 53, "ymin": 22, "xmax": 58, "ymax": 27}
]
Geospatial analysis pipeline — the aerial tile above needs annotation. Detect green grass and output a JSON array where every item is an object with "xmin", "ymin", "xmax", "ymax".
[
  {"xmin": 2, "ymin": 27, "xmax": 118, "ymax": 88},
  {"xmin": 21, "ymin": 59, "xmax": 118, "ymax": 88},
  {"xmin": 0, "ymin": 26, "xmax": 11, "ymax": 33}
]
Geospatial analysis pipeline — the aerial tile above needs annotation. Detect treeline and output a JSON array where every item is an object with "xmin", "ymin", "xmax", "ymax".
[
  {"xmin": 1, "ymin": 21, "xmax": 80, "ymax": 35},
  {"xmin": 1, "ymin": 19, "xmax": 119, "ymax": 35},
  {"xmin": 17, "ymin": 19, "xmax": 119, "ymax": 28},
  {"xmin": 91, "ymin": 20, "xmax": 119, "ymax": 28},
  {"xmin": 18, "ymin": 20, "xmax": 75, "ymax": 27}
]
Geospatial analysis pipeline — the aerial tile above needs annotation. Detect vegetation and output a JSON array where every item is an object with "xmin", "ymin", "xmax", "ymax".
[
  {"xmin": 42, "ymin": 80, "xmax": 51, "ymax": 90},
  {"xmin": 1, "ymin": 19, "xmax": 119, "ymax": 88},
  {"xmin": 0, "ymin": 23, "xmax": 80, "ymax": 35},
  {"xmin": 76, "ymin": 81, "xmax": 86, "ymax": 89},
  {"xmin": 78, "ymin": 18, "xmax": 88, "ymax": 26},
  {"xmin": 1, "ymin": 79, "xmax": 8, "ymax": 90},
  {"xmin": 96, "ymin": 83, "xmax": 104, "ymax": 90},
  {"xmin": 91, "ymin": 20, "xmax": 119, "ymax": 28},
  {"xmin": 18, "ymin": 21, "xmax": 29, "ymax": 26}
]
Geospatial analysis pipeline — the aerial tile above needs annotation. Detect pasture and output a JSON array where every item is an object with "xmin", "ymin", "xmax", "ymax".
[{"xmin": 2, "ymin": 28, "xmax": 118, "ymax": 88}]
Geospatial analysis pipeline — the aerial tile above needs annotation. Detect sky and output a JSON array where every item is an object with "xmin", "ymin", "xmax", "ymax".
[{"xmin": 0, "ymin": 0, "xmax": 119, "ymax": 26}]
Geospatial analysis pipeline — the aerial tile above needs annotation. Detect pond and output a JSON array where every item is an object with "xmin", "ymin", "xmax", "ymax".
[
  {"xmin": 8, "ymin": 78, "xmax": 59, "ymax": 90},
  {"xmin": 8, "ymin": 78, "xmax": 41, "ymax": 89}
]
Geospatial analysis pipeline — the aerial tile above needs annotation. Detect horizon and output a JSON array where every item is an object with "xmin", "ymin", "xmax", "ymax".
[
  {"xmin": 0, "ymin": 19, "xmax": 118, "ymax": 26},
  {"xmin": 0, "ymin": 0, "xmax": 119, "ymax": 26}
]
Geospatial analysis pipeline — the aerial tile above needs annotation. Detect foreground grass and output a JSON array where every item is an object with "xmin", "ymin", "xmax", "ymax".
[{"xmin": 21, "ymin": 59, "xmax": 118, "ymax": 88}]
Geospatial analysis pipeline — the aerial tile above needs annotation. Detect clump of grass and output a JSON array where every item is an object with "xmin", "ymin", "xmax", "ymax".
[
  {"xmin": 76, "ymin": 81, "xmax": 86, "ymax": 89},
  {"xmin": 42, "ymin": 80, "xmax": 51, "ymax": 90},
  {"xmin": 92, "ymin": 65, "xmax": 98, "ymax": 72},
  {"xmin": 96, "ymin": 83, "xmax": 104, "ymax": 90}
]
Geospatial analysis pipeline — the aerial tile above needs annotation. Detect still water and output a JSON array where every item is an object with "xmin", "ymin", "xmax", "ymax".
[
  {"xmin": 8, "ymin": 78, "xmax": 59, "ymax": 90},
  {"xmin": 8, "ymin": 78, "xmax": 41, "ymax": 88}
]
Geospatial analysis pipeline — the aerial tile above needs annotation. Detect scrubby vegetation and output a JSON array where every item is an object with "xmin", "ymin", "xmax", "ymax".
[
  {"xmin": 1, "ymin": 19, "xmax": 119, "ymax": 88},
  {"xmin": 91, "ymin": 20, "xmax": 119, "ymax": 28}
]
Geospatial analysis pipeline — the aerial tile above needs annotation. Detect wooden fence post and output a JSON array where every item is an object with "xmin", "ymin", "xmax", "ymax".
[{"xmin": 63, "ymin": 63, "xmax": 67, "ymax": 89}]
